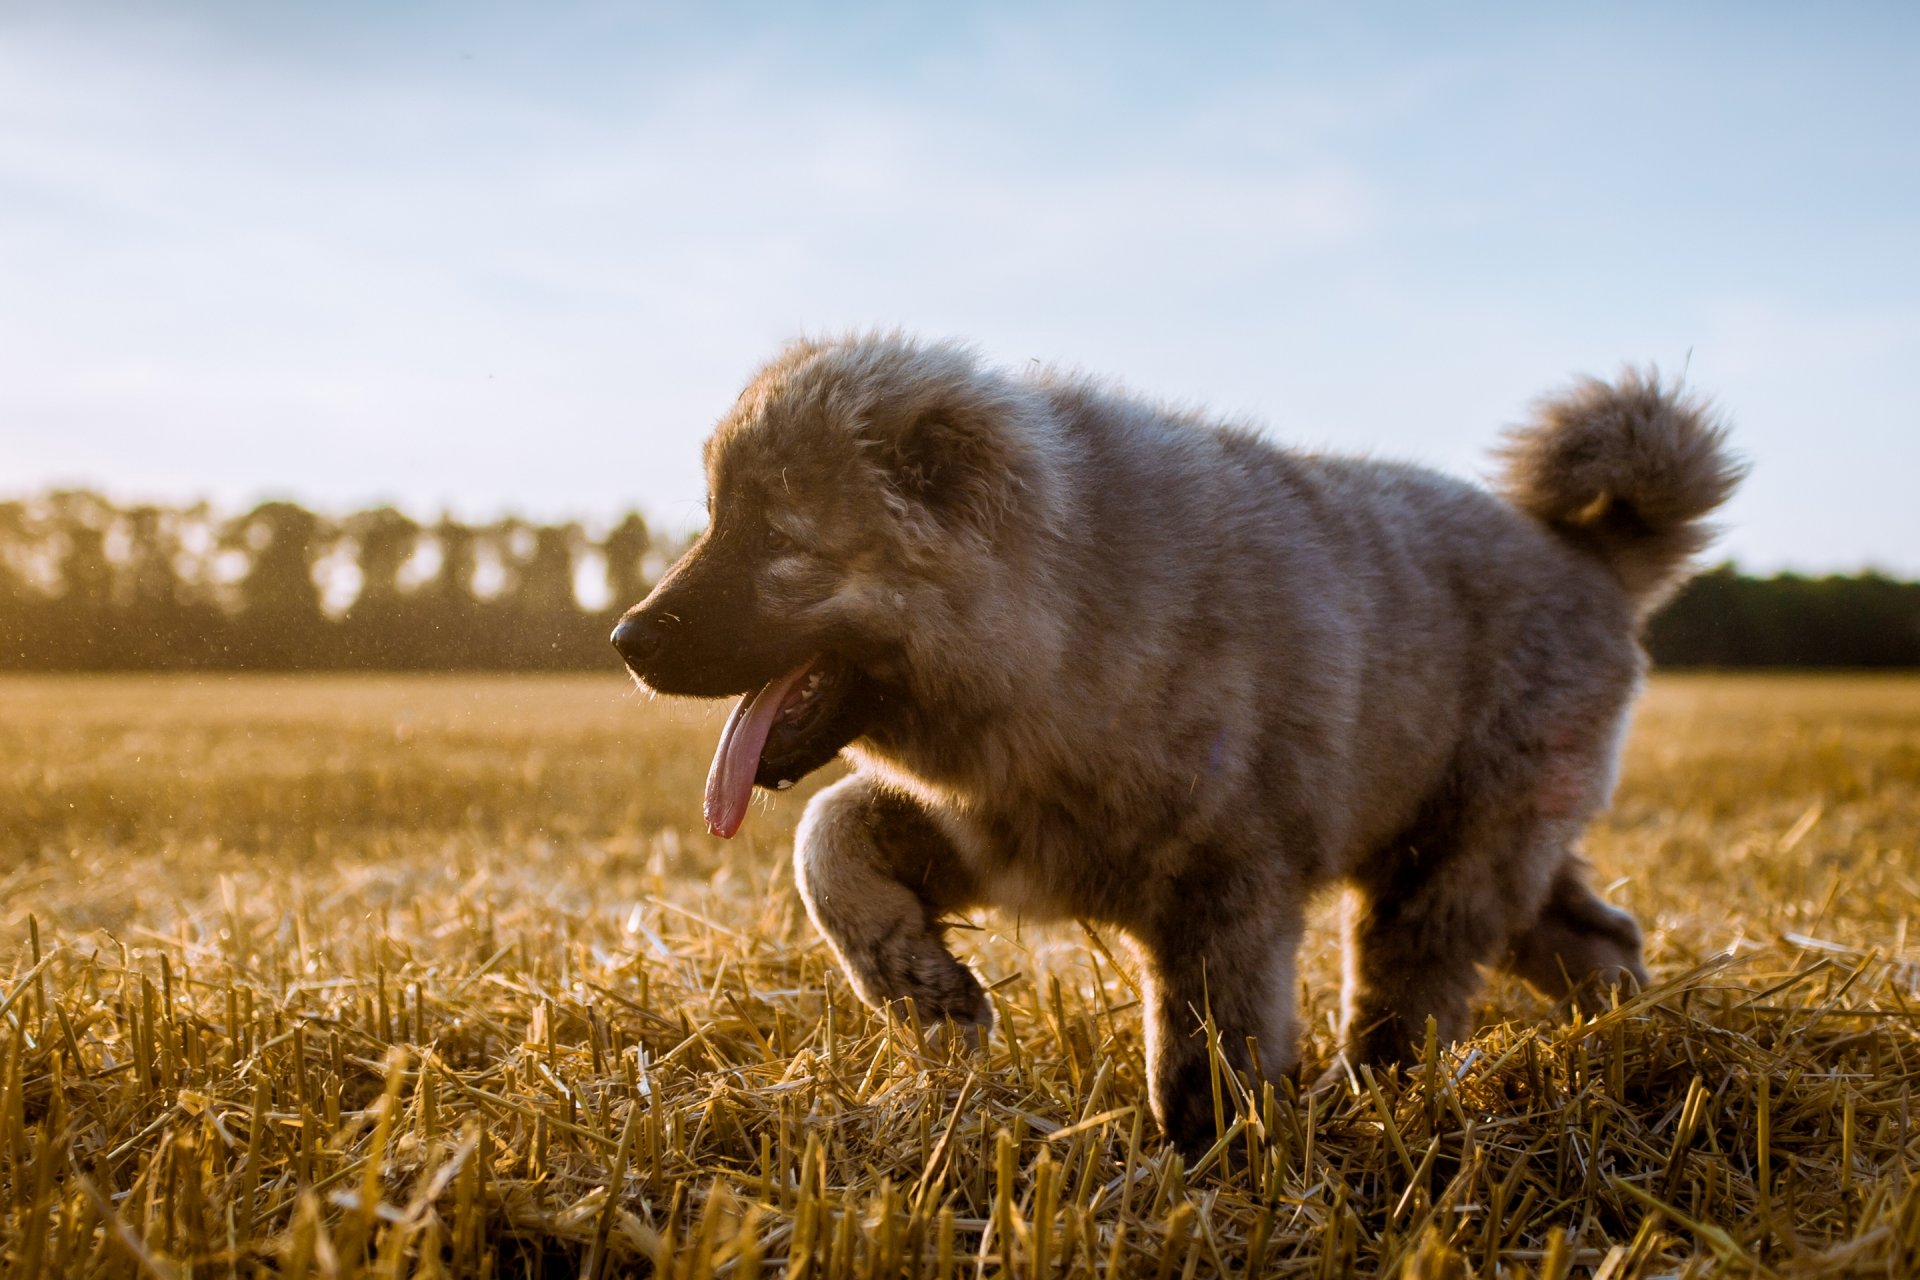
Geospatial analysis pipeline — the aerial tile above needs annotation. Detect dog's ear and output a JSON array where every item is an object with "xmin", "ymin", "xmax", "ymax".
[{"xmin": 875, "ymin": 407, "xmax": 1011, "ymax": 532}]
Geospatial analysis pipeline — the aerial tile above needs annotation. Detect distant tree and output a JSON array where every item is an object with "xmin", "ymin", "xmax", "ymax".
[
  {"xmin": 118, "ymin": 506, "xmax": 182, "ymax": 611},
  {"xmin": 426, "ymin": 517, "xmax": 479, "ymax": 607},
  {"xmin": 0, "ymin": 499, "xmax": 39, "ymax": 666},
  {"xmin": 112, "ymin": 502, "xmax": 210, "ymax": 671},
  {"xmin": 603, "ymin": 513, "xmax": 652, "ymax": 615},
  {"xmin": 349, "ymin": 507, "xmax": 421, "ymax": 609},
  {"xmin": 416, "ymin": 516, "xmax": 489, "ymax": 666},
  {"xmin": 42, "ymin": 492, "xmax": 115, "ymax": 669},
  {"xmin": 227, "ymin": 501, "xmax": 330, "ymax": 668},
  {"xmin": 340, "ymin": 507, "xmax": 423, "ymax": 666},
  {"xmin": 52, "ymin": 495, "xmax": 112, "ymax": 612},
  {"xmin": 497, "ymin": 521, "xmax": 597, "ymax": 668},
  {"xmin": 516, "ymin": 523, "xmax": 579, "ymax": 616}
]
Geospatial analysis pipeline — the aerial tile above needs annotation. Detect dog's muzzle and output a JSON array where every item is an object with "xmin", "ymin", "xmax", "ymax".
[{"xmin": 611, "ymin": 614, "xmax": 667, "ymax": 668}]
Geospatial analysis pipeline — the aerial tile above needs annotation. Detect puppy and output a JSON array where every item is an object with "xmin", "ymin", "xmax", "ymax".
[{"xmin": 613, "ymin": 335, "xmax": 1741, "ymax": 1152}]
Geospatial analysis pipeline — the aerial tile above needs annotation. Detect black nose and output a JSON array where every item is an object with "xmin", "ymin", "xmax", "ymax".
[{"xmin": 611, "ymin": 614, "xmax": 666, "ymax": 666}]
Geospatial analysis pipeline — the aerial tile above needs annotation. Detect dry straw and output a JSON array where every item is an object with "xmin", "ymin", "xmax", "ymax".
[{"xmin": 1, "ymin": 673, "xmax": 1916, "ymax": 1277}]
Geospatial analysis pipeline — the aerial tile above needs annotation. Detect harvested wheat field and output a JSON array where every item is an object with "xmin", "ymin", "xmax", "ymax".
[{"xmin": 1, "ymin": 672, "xmax": 1917, "ymax": 1278}]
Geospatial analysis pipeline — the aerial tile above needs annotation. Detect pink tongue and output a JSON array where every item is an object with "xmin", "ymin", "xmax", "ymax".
[{"xmin": 703, "ymin": 661, "xmax": 815, "ymax": 839}]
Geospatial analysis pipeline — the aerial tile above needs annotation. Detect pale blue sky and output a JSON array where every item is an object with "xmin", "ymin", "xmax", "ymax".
[{"xmin": 3, "ymin": 2, "xmax": 1915, "ymax": 571}]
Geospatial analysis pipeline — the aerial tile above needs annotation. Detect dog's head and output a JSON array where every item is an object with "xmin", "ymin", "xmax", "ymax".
[{"xmin": 613, "ymin": 334, "xmax": 1054, "ymax": 836}]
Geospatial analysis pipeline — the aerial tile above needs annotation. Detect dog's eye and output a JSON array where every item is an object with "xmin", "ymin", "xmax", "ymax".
[{"xmin": 764, "ymin": 524, "xmax": 795, "ymax": 555}]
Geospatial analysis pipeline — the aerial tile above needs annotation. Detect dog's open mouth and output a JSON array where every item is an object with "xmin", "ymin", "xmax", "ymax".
[{"xmin": 703, "ymin": 654, "xmax": 869, "ymax": 838}]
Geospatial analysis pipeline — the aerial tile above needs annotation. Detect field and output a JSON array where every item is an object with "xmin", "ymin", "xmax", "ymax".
[{"xmin": 2, "ymin": 673, "xmax": 1918, "ymax": 1278}]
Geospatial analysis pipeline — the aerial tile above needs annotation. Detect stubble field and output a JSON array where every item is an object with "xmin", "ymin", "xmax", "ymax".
[{"xmin": 1, "ymin": 673, "xmax": 1917, "ymax": 1278}]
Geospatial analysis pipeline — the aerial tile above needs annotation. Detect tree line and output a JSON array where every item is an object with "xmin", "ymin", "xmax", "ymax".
[
  {"xmin": 0, "ymin": 492, "xmax": 666, "ymax": 671},
  {"xmin": 1, "ymin": 491, "xmax": 1915, "ymax": 671}
]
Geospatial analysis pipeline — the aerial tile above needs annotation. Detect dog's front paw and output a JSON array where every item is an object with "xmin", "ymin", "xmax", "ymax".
[
  {"xmin": 1151, "ymin": 1055, "xmax": 1230, "ymax": 1160},
  {"xmin": 844, "ymin": 926, "xmax": 993, "ymax": 1033},
  {"xmin": 897, "ymin": 938, "xmax": 995, "ymax": 1030}
]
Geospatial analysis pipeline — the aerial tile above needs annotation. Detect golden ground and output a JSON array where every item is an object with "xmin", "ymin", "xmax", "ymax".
[{"xmin": 1, "ymin": 673, "xmax": 1916, "ymax": 1277}]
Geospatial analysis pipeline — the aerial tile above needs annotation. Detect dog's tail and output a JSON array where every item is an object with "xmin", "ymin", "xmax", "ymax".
[{"xmin": 1496, "ymin": 368, "xmax": 1744, "ymax": 613}]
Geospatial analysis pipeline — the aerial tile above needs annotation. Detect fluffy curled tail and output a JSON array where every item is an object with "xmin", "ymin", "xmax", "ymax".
[{"xmin": 1497, "ymin": 368, "xmax": 1745, "ymax": 613}]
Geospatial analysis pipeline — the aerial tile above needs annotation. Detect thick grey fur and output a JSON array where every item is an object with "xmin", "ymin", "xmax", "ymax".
[{"xmin": 656, "ymin": 335, "xmax": 1742, "ymax": 1153}]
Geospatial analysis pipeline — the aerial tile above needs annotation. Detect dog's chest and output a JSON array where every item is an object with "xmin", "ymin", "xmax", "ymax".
[{"xmin": 954, "ymin": 788, "xmax": 1184, "ymax": 927}]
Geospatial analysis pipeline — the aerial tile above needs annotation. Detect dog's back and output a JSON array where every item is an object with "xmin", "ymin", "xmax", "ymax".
[{"xmin": 1003, "ymin": 370, "xmax": 1727, "ymax": 881}]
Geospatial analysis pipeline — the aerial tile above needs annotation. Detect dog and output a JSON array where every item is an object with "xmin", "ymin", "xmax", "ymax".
[{"xmin": 613, "ymin": 334, "xmax": 1741, "ymax": 1153}]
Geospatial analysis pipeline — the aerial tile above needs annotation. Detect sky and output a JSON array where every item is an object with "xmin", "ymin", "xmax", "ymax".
[{"xmin": 2, "ymin": 1, "xmax": 1916, "ymax": 573}]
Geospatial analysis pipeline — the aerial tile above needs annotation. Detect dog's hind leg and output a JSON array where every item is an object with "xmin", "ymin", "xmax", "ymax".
[
  {"xmin": 794, "ymin": 773, "xmax": 992, "ymax": 1033},
  {"xmin": 1501, "ymin": 857, "xmax": 1648, "ymax": 1007},
  {"xmin": 1340, "ymin": 803, "xmax": 1577, "ymax": 1067}
]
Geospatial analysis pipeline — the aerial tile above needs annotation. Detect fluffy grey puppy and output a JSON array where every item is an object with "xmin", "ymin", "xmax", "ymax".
[{"xmin": 612, "ymin": 335, "xmax": 1742, "ymax": 1152}]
